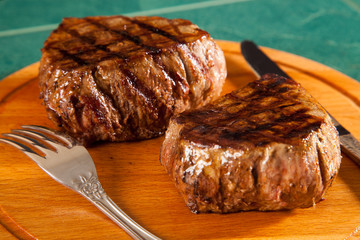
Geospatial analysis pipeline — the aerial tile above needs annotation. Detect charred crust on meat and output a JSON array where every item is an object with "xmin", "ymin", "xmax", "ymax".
[
  {"xmin": 176, "ymin": 74, "xmax": 325, "ymax": 149},
  {"xmin": 251, "ymin": 166, "xmax": 258, "ymax": 188},
  {"xmin": 39, "ymin": 15, "xmax": 226, "ymax": 144},
  {"xmin": 122, "ymin": 16, "xmax": 185, "ymax": 44},
  {"xmin": 160, "ymin": 74, "xmax": 341, "ymax": 213}
]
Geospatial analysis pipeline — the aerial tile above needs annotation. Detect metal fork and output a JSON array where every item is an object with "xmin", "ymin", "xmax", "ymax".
[{"xmin": 0, "ymin": 125, "xmax": 160, "ymax": 240}]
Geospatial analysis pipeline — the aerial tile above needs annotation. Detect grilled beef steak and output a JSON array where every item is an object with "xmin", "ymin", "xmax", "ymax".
[
  {"xmin": 38, "ymin": 16, "xmax": 226, "ymax": 144},
  {"xmin": 160, "ymin": 74, "xmax": 341, "ymax": 213}
]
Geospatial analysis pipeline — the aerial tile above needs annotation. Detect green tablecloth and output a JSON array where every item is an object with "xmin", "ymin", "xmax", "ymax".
[{"xmin": 1, "ymin": 0, "xmax": 359, "ymax": 81}]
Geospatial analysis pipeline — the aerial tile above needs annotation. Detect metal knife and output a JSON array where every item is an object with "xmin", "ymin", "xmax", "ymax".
[{"xmin": 241, "ymin": 40, "xmax": 360, "ymax": 167}]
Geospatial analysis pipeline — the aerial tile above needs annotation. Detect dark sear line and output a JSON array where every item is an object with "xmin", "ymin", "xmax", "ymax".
[
  {"xmin": 123, "ymin": 16, "xmax": 183, "ymax": 43},
  {"xmin": 79, "ymin": 17, "xmax": 167, "ymax": 113},
  {"xmin": 39, "ymin": 15, "xmax": 226, "ymax": 145},
  {"xmin": 57, "ymin": 22, "xmax": 128, "ymax": 64},
  {"xmin": 122, "ymin": 68, "xmax": 169, "ymax": 118},
  {"xmin": 122, "ymin": 16, "xmax": 197, "ymax": 102},
  {"xmin": 159, "ymin": 73, "xmax": 341, "ymax": 214},
  {"xmin": 44, "ymin": 35, "xmax": 121, "ymax": 67},
  {"xmin": 50, "ymin": 17, "xmax": 168, "ymax": 120},
  {"xmin": 46, "ymin": 17, "xmax": 164, "ymax": 67},
  {"xmin": 57, "ymin": 48, "xmax": 89, "ymax": 66},
  {"xmin": 47, "ymin": 16, "xmax": 202, "ymax": 113},
  {"xmin": 47, "ymin": 44, "xmax": 127, "ymax": 68},
  {"xmin": 121, "ymin": 16, "xmax": 209, "ymax": 91},
  {"xmin": 84, "ymin": 17, "xmax": 160, "ymax": 53},
  {"xmin": 44, "ymin": 23, "xmax": 97, "ymax": 66},
  {"xmin": 179, "ymin": 76, "xmax": 325, "ymax": 148},
  {"xmin": 79, "ymin": 16, "xmax": 182, "ymax": 119},
  {"xmin": 59, "ymin": 25, "xmax": 99, "ymax": 48},
  {"xmin": 152, "ymin": 53, "xmax": 189, "ymax": 100}
]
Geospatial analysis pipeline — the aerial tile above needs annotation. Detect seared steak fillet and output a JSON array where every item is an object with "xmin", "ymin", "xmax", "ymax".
[
  {"xmin": 39, "ymin": 16, "xmax": 226, "ymax": 144},
  {"xmin": 160, "ymin": 74, "xmax": 341, "ymax": 213}
]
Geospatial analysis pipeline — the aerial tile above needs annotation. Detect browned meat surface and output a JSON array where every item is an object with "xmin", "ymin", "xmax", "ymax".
[
  {"xmin": 160, "ymin": 74, "xmax": 341, "ymax": 213},
  {"xmin": 39, "ymin": 16, "xmax": 226, "ymax": 144}
]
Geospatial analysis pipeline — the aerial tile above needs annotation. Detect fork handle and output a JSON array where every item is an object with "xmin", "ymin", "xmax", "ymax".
[{"xmin": 83, "ymin": 192, "xmax": 161, "ymax": 240}]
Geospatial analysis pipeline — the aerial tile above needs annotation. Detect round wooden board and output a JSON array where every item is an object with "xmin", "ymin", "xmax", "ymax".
[{"xmin": 1, "ymin": 40, "xmax": 360, "ymax": 240}]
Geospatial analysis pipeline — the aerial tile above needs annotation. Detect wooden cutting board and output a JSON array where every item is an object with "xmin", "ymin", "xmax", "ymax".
[{"xmin": 1, "ymin": 40, "xmax": 360, "ymax": 240}]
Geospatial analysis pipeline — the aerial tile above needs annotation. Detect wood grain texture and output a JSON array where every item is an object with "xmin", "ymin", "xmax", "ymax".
[{"xmin": 0, "ymin": 40, "xmax": 360, "ymax": 239}]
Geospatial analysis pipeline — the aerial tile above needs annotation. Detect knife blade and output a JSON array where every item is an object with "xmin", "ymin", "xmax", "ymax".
[{"xmin": 241, "ymin": 40, "xmax": 360, "ymax": 167}]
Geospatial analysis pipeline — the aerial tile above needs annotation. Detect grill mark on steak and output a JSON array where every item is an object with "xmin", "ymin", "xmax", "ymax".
[
  {"xmin": 152, "ymin": 53, "xmax": 190, "ymax": 100},
  {"xmin": 123, "ymin": 16, "xmax": 208, "ymax": 99},
  {"xmin": 44, "ymin": 16, "xmax": 209, "ymax": 72},
  {"xmin": 85, "ymin": 16, "xmax": 193, "ymax": 107},
  {"xmin": 124, "ymin": 16, "xmax": 209, "ymax": 45},
  {"xmin": 39, "ymin": 16, "xmax": 227, "ymax": 144},
  {"xmin": 45, "ymin": 17, "xmax": 165, "ymax": 67},
  {"xmin": 251, "ymin": 166, "xmax": 258, "ymax": 188},
  {"xmin": 176, "ymin": 44, "xmax": 206, "ymax": 92},
  {"xmin": 129, "ymin": 18, "xmax": 208, "ymax": 93},
  {"xmin": 129, "ymin": 16, "xmax": 209, "ymax": 87},
  {"xmin": 177, "ymin": 75, "xmax": 325, "ymax": 148},
  {"xmin": 123, "ymin": 16, "xmax": 184, "ymax": 43},
  {"xmin": 55, "ymin": 48, "xmax": 89, "ymax": 66},
  {"xmin": 46, "ymin": 44, "xmax": 126, "ymax": 67},
  {"xmin": 178, "ymin": 107, "xmax": 323, "ymax": 148},
  {"xmin": 316, "ymin": 143, "xmax": 326, "ymax": 191},
  {"xmin": 59, "ymin": 27, "xmax": 129, "ymax": 62},
  {"xmin": 49, "ymin": 22, "xmax": 128, "ymax": 63},
  {"xmin": 83, "ymin": 17, "xmax": 160, "ymax": 53},
  {"xmin": 122, "ymin": 68, "xmax": 169, "ymax": 119},
  {"xmin": 160, "ymin": 74, "xmax": 341, "ymax": 213},
  {"xmin": 81, "ymin": 95, "xmax": 109, "ymax": 125},
  {"xmin": 166, "ymin": 21, "xmax": 186, "ymax": 38},
  {"xmin": 47, "ymin": 16, "xmax": 205, "ymax": 105},
  {"xmin": 191, "ymin": 110, "xmax": 322, "ymax": 148},
  {"xmin": 59, "ymin": 25, "xmax": 106, "ymax": 51},
  {"xmin": 218, "ymin": 177, "xmax": 225, "ymax": 212},
  {"xmin": 69, "ymin": 95, "xmax": 83, "ymax": 127},
  {"xmin": 286, "ymin": 120, "xmax": 322, "ymax": 138},
  {"xmin": 89, "ymin": 69, "xmax": 119, "ymax": 129},
  {"xmin": 54, "ymin": 18, "xmax": 172, "ymax": 124},
  {"xmin": 44, "ymin": 34, "xmax": 126, "ymax": 67}
]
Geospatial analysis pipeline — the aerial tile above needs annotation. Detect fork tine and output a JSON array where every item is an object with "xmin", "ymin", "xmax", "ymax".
[
  {"xmin": 2, "ymin": 133, "xmax": 54, "ymax": 155},
  {"xmin": 0, "ymin": 137, "xmax": 38, "ymax": 154},
  {"xmin": 21, "ymin": 125, "xmax": 73, "ymax": 146},
  {"xmin": 12, "ymin": 129, "xmax": 67, "ymax": 151},
  {"xmin": 21, "ymin": 125, "xmax": 73, "ymax": 147},
  {"xmin": 0, "ymin": 137, "xmax": 46, "ymax": 166}
]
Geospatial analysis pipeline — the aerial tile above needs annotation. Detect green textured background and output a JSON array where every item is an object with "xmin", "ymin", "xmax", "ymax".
[{"xmin": 1, "ymin": 0, "xmax": 359, "ymax": 81}]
